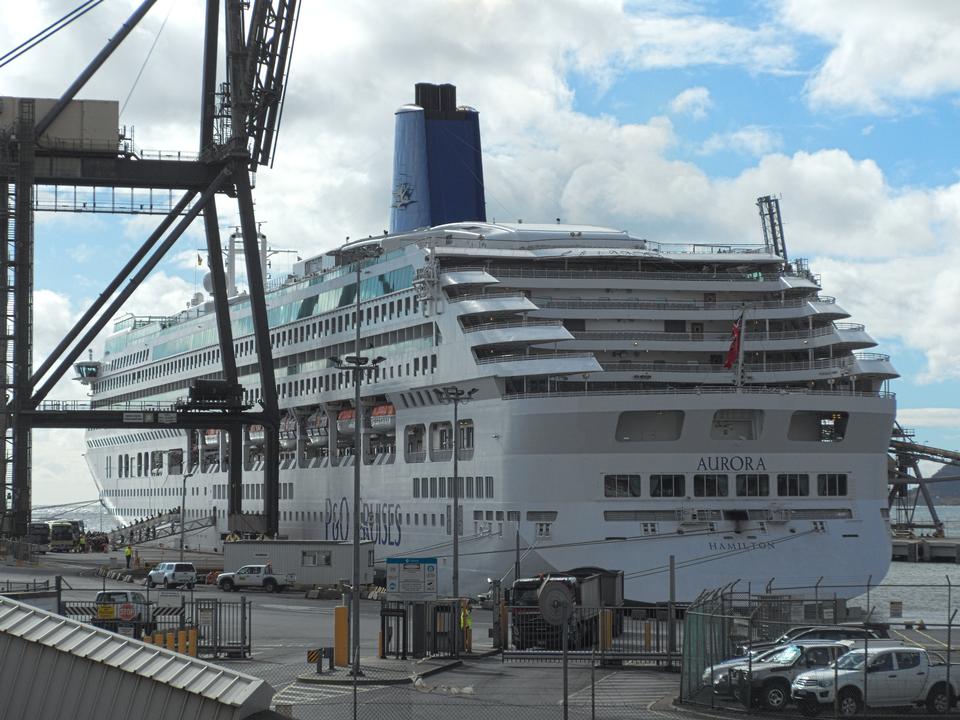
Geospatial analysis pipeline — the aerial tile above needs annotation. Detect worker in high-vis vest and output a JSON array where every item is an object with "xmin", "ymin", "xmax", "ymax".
[
  {"xmin": 460, "ymin": 600, "xmax": 473, "ymax": 653},
  {"xmin": 124, "ymin": 544, "xmax": 132, "ymax": 569}
]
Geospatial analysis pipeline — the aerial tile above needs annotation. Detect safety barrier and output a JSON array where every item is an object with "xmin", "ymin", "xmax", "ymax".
[{"xmin": 188, "ymin": 597, "xmax": 251, "ymax": 658}]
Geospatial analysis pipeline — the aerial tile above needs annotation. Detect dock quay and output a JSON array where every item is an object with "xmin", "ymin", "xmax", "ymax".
[{"xmin": 892, "ymin": 536, "xmax": 960, "ymax": 563}]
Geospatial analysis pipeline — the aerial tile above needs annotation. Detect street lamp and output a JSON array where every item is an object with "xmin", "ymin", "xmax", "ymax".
[
  {"xmin": 435, "ymin": 385, "xmax": 477, "ymax": 658},
  {"xmin": 331, "ymin": 243, "xmax": 384, "ymax": 677}
]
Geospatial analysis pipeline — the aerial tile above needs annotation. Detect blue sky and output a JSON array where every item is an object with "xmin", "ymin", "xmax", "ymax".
[{"xmin": 3, "ymin": 0, "xmax": 960, "ymax": 500}]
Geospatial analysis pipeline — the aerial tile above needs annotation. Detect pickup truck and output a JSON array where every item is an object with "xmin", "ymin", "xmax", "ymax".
[
  {"xmin": 729, "ymin": 641, "xmax": 851, "ymax": 710},
  {"xmin": 216, "ymin": 564, "xmax": 295, "ymax": 593},
  {"xmin": 791, "ymin": 646, "xmax": 960, "ymax": 716}
]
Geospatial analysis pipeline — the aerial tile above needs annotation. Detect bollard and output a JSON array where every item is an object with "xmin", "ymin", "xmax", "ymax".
[
  {"xmin": 166, "ymin": 631, "xmax": 175, "ymax": 650},
  {"xmin": 334, "ymin": 606, "xmax": 349, "ymax": 667},
  {"xmin": 153, "ymin": 632, "xmax": 164, "ymax": 645},
  {"xmin": 178, "ymin": 629, "xmax": 188, "ymax": 655},
  {"xmin": 188, "ymin": 628, "xmax": 198, "ymax": 657},
  {"xmin": 601, "ymin": 609, "xmax": 613, "ymax": 651}
]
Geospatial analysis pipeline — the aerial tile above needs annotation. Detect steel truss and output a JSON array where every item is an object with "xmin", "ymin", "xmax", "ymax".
[{"xmin": 0, "ymin": 0, "xmax": 300, "ymax": 538}]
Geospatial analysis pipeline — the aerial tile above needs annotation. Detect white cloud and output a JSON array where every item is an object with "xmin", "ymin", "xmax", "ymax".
[
  {"xmin": 781, "ymin": 0, "xmax": 960, "ymax": 114},
  {"xmin": 5, "ymin": 1, "xmax": 960, "ymax": 503},
  {"xmin": 700, "ymin": 126, "xmax": 782, "ymax": 156},
  {"xmin": 897, "ymin": 408, "xmax": 960, "ymax": 429},
  {"xmin": 669, "ymin": 86, "xmax": 712, "ymax": 119}
]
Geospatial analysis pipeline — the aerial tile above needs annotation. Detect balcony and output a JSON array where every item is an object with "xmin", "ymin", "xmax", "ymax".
[
  {"xmin": 463, "ymin": 319, "xmax": 572, "ymax": 347},
  {"xmin": 474, "ymin": 351, "xmax": 602, "ymax": 376}
]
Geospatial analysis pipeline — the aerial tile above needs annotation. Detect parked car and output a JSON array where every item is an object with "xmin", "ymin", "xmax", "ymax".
[
  {"xmin": 146, "ymin": 561, "xmax": 197, "ymax": 589},
  {"xmin": 791, "ymin": 646, "xmax": 960, "ymax": 716},
  {"xmin": 702, "ymin": 644, "xmax": 795, "ymax": 696},
  {"xmin": 730, "ymin": 641, "xmax": 851, "ymax": 710},
  {"xmin": 738, "ymin": 625, "xmax": 885, "ymax": 657}
]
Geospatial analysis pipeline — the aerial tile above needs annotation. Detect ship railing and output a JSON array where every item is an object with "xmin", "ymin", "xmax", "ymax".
[
  {"xmin": 570, "ymin": 323, "xmax": 865, "ymax": 343},
  {"xmin": 534, "ymin": 296, "xmax": 837, "ymax": 311},
  {"xmin": 447, "ymin": 290, "xmax": 530, "ymax": 303},
  {"xmin": 503, "ymin": 386, "xmax": 895, "ymax": 400},
  {"xmin": 600, "ymin": 357, "xmax": 861, "ymax": 374},
  {"xmin": 405, "ymin": 450, "xmax": 427, "ymax": 463},
  {"xmin": 38, "ymin": 399, "xmax": 180, "ymax": 412},
  {"xmin": 431, "ymin": 449, "xmax": 453, "ymax": 462},
  {"xmin": 853, "ymin": 351, "xmax": 891, "ymax": 361},
  {"xmin": 462, "ymin": 319, "xmax": 564, "ymax": 333},
  {"xmin": 475, "ymin": 351, "xmax": 596, "ymax": 365},
  {"xmin": 442, "ymin": 265, "xmax": 817, "ymax": 283}
]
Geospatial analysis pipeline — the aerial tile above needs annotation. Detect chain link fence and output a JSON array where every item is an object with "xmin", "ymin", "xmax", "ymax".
[{"xmin": 681, "ymin": 580, "xmax": 960, "ymax": 716}]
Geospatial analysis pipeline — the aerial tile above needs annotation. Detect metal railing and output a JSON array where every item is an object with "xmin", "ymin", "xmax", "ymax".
[
  {"xmin": 600, "ymin": 356, "xmax": 888, "ymax": 375},
  {"xmin": 570, "ymin": 322, "xmax": 865, "ymax": 343},
  {"xmin": 534, "ymin": 296, "xmax": 838, "ymax": 311},
  {"xmin": 448, "ymin": 291, "xmax": 531, "ymax": 303},
  {"xmin": 442, "ymin": 264, "xmax": 819, "ymax": 284},
  {"xmin": 476, "ymin": 351, "xmax": 596, "ymax": 365},
  {"xmin": 462, "ymin": 319, "xmax": 565, "ymax": 333},
  {"xmin": 504, "ymin": 605, "xmax": 683, "ymax": 666},
  {"xmin": 503, "ymin": 386, "xmax": 895, "ymax": 401}
]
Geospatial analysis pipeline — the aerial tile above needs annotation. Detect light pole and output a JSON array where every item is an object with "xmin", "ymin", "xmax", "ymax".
[
  {"xmin": 331, "ymin": 244, "xmax": 384, "ymax": 677},
  {"xmin": 435, "ymin": 385, "xmax": 477, "ymax": 658},
  {"xmin": 177, "ymin": 444, "xmax": 198, "ymax": 562}
]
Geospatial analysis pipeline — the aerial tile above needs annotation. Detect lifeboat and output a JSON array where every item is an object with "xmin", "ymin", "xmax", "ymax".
[
  {"xmin": 369, "ymin": 403, "xmax": 396, "ymax": 432},
  {"xmin": 279, "ymin": 412, "xmax": 298, "ymax": 450},
  {"xmin": 248, "ymin": 423, "xmax": 265, "ymax": 446},
  {"xmin": 336, "ymin": 408, "xmax": 356, "ymax": 435},
  {"xmin": 304, "ymin": 411, "xmax": 329, "ymax": 446},
  {"xmin": 202, "ymin": 429, "xmax": 220, "ymax": 448}
]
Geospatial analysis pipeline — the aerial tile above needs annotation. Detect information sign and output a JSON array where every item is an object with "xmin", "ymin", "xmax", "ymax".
[{"xmin": 386, "ymin": 557, "xmax": 438, "ymax": 601}]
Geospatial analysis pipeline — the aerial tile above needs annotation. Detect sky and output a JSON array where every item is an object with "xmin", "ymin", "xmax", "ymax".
[{"xmin": 1, "ymin": 0, "xmax": 959, "ymax": 504}]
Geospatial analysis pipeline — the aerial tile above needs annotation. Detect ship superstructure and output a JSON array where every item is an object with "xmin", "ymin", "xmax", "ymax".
[{"xmin": 79, "ymin": 88, "xmax": 897, "ymax": 602}]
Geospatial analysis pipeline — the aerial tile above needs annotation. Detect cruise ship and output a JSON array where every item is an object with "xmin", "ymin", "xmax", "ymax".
[{"xmin": 80, "ymin": 84, "xmax": 897, "ymax": 602}]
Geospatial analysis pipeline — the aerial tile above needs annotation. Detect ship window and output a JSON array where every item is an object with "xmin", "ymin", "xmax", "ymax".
[
  {"xmin": 430, "ymin": 477, "xmax": 437, "ymax": 497},
  {"xmin": 486, "ymin": 476, "xmax": 493, "ymax": 498},
  {"xmin": 476, "ymin": 478, "xmax": 484, "ymax": 498},
  {"xmin": 604, "ymin": 474, "xmax": 642, "ymax": 497},
  {"xmin": 466, "ymin": 477, "xmax": 474, "ymax": 498},
  {"xmin": 694, "ymin": 474, "xmax": 728, "ymax": 497},
  {"xmin": 777, "ymin": 473, "xmax": 810, "ymax": 496},
  {"xmin": 736, "ymin": 474, "xmax": 769, "ymax": 497},
  {"xmin": 616, "ymin": 410, "xmax": 684, "ymax": 441},
  {"xmin": 711, "ymin": 409, "xmax": 764, "ymax": 440},
  {"xmin": 421, "ymin": 477, "xmax": 428, "ymax": 497},
  {"xmin": 817, "ymin": 473, "xmax": 848, "ymax": 496},
  {"xmin": 788, "ymin": 411, "xmax": 849, "ymax": 442},
  {"xmin": 439, "ymin": 477, "xmax": 446, "ymax": 498},
  {"xmin": 650, "ymin": 474, "xmax": 685, "ymax": 497}
]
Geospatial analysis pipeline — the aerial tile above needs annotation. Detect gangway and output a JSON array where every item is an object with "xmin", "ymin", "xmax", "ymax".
[{"xmin": 888, "ymin": 424, "xmax": 960, "ymax": 537}]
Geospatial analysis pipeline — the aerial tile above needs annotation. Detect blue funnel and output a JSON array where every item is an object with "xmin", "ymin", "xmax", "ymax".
[{"xmin": 389, "ymin": 83, "xmax": 486, "ymax": 233}]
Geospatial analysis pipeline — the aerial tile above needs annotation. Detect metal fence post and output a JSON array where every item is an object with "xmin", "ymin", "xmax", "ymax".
[{"xmin": 241, "ymin": 596, "xmax": 249, "ymax": 657}]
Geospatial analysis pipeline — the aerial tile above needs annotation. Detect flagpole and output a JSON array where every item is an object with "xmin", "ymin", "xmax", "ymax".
[{"xmin": 736, "ymin": 307, "xmax": 747, "ymax": 388}]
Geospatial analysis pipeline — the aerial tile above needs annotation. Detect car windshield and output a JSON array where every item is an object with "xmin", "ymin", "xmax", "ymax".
[
  {"xmin": 767, "ymin": 645, "xmax": 803, "ymax": 665},
  {"xmin": 836, "ymin": 652, "xmax": 867, "ymax": 670}
]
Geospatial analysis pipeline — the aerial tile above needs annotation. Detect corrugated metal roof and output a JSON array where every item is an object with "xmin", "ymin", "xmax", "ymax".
[{"xmin": 0, "ymin": 594, "xmax": 272, "ymax": 710}]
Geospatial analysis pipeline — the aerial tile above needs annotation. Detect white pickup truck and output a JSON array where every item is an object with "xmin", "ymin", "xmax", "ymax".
[
  {"xmin": 791, "ymin": 646, "xmax": 960, "ymax": 716},
  {"xmin": 216, "ymin": 564, "xmax": 296, "ymax": 593}
]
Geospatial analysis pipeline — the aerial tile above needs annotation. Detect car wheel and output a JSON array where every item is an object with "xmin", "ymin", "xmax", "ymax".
[
  {"xmin": 926, "ymin": 684, "xmax": 952, "ymax": 714},
  {"xmin": 220, "ymin": 579, "xmax": 233, "ymax": 592},
  {"xmin": 164, "ymin": 579, "xmax": 172, "ymax": 590},
  {"xmin": 837, "ymin": 689, "xmax": 862, "ymax": 717},
  {"xmin": 146, "ymin": 578, "xmax": 155, "ymax": 588},
  {"xmin": 264, "ymin": 579, "xmax": 277, "ymax": 593},
  {"xmin": 186, "ymin": 583, "xmax": 194, "ymax": 590},
  {"xmin": 762, "ymin": 681, "xmax": 789, "ymax": 711}
]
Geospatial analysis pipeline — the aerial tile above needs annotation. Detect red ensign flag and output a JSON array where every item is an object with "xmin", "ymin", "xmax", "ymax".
[{"xmin": 723, "ymin": 313, "xmax": 743, "ymax": 369}]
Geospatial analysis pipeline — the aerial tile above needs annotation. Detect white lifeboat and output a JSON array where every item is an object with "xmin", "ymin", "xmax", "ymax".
[
  {"xmin": 336, "ymin": 408, "xmax": 356, "ymax": 435},
  {"xmin": 248, "ymin": 423, "xmax": 265, "ymax": 446},
  {"xmin": 304, "ymin": 411, "xmax": 329, "ymax": 446},
  {"xmin": 369, "ymin": 403, "xmax": 396, "ymax": 432},
  {"xmin": 280, "ymin": 412, "xmax": 298, "ymax": 450}
]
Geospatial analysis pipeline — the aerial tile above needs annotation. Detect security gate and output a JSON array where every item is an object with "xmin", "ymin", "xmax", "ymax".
[{"xmin": 188, "ymin": 597, "xmax": 251, "ymax": 658}]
